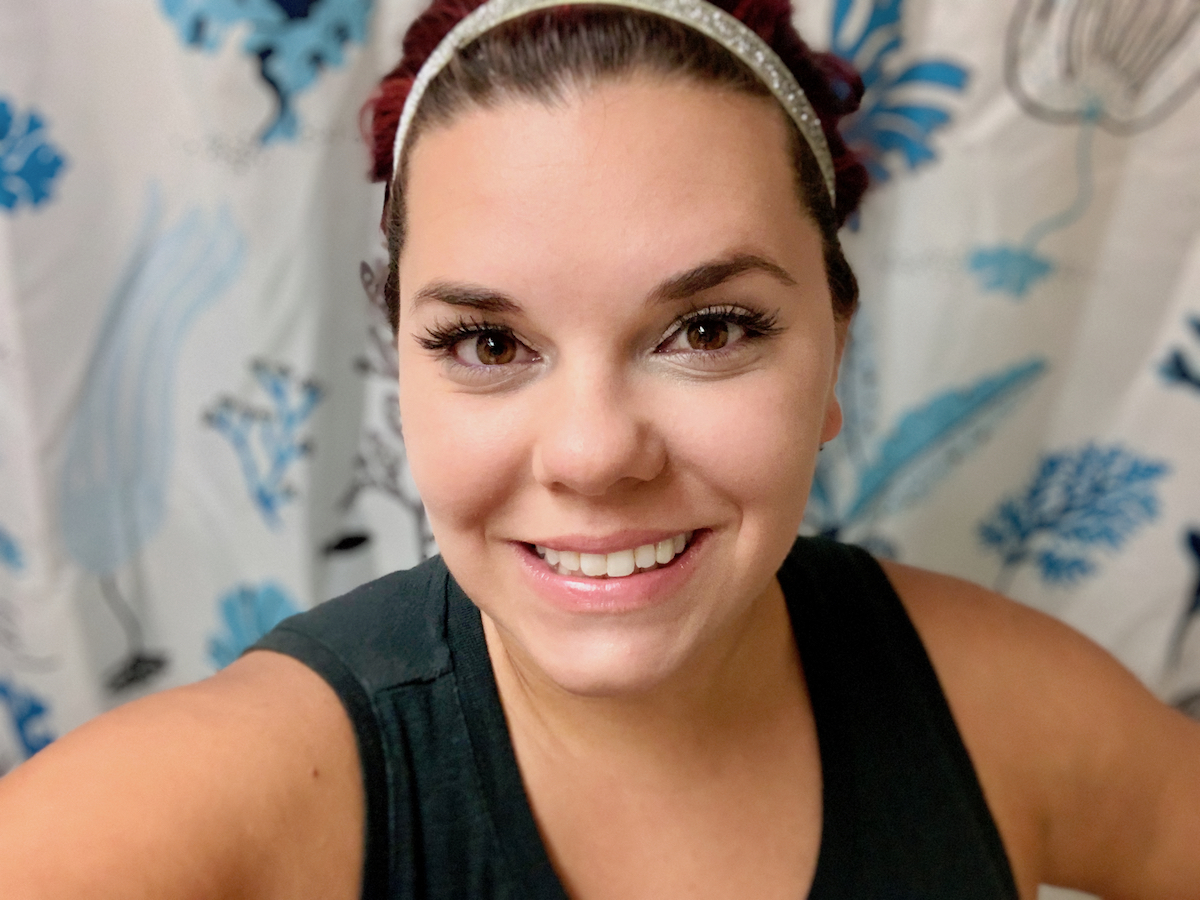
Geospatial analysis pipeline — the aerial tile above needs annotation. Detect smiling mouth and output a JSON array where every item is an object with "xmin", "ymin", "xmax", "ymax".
[{"xmin": 533, "ymin": 531, "xmax": 695, "ymax": 578}]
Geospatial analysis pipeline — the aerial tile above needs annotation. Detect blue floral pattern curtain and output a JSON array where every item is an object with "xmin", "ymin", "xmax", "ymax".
[
  {"xmin": 1, "ymin": 5, "xmax": 1198, "ymax": 895},
  {"xmin": 0, "ymin": 0, "xmax": 432, "ymax": 763}
]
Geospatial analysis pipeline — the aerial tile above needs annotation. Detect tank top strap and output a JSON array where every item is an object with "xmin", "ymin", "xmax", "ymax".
[{"xmin": 780, "ymin": 537, "xmax": 1019, "ymax": 900}]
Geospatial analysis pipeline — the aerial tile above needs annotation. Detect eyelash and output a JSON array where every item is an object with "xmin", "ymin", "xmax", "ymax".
[
  {"xmin": 415, "ymin": 318, "xmax": 514, "ymax": 354},
  {"xmin": 658, "ymin": 304, "xmax": 782, "ymax": 350},
  {"xmin": 415, "ymin": 304, "xmax": 783, "ymax": 364}
]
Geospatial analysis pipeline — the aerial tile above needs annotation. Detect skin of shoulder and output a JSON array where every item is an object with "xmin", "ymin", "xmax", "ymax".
[
  {"xmin": 0, "ymin": 650, "xmax": 363, "ymax": 900},
  {"xmin": 881, "ymin": 559, "xmax": 1200, "ymax": 900}
]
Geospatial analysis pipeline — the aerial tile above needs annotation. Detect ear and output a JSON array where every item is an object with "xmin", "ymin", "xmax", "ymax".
[
  {"xmin": 821, "ymin": 391, "xmax": 843, "ymax": 444},
  {"xmin": 820, "ymin": 318, "xmax": 849, "ymax": 444}
]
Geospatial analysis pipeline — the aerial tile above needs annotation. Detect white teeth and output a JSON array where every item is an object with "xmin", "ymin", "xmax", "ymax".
[
  {"xmin": 580, "ymin": 553, "xmax": 607, "ymax": 577},
  {"xmin": 634, "ymin": 544, "xmax": 657, "ymax": 569},
  {"xmin": 534, "ymin": 532, "xmax": 694, "ymax": 578},
  {"xmin": 607, "ymin": 549, "xmax": 635, "ymax": 578}
]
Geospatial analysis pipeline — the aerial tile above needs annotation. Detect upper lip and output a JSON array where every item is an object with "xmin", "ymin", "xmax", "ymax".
[{"xmin": 523, "ymin": 529, "xmax": 697, "ymax": 554}]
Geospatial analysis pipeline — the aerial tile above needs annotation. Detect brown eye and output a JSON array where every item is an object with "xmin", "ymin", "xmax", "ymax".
[
  {"xmin": 475, "ymin": 332, "xmax": 518, "ymax": 365},
  {"xmin": 686, "ymin": 319, "xmax": 729, "ymax": 351}
]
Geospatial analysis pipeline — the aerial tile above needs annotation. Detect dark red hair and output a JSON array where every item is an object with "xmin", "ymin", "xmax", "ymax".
[
  {"xmin": 362, "ymin": 0, "xmax": 868, "ymax": 329},
  {"xmin": 364, "ymin": 0, "xmax": 868, "ymax": 227}
]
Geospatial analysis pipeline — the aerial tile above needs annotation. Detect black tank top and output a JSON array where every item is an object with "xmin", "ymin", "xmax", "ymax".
[{"xmin": 251, "ymin": 537, "xmax": 1019, "ymax": 899}]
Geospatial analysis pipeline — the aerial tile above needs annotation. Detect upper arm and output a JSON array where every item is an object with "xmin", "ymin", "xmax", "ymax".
[
  {"xmin": 0, "ymin": 650, "xmax": 364, "ymax": 900},
  {"xmin": 881, "ymin": 560, "xmax": 1200, "ymax": 900}
]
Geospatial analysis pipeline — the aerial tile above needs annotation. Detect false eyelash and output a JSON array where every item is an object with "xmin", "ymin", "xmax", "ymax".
[
  {"xmin": 663, "ymin": 304, "xmax": 784, "ymax": 345},
  {"xmin": 416, "ymin": 319, "xmax": 514, "ymax": 352}
]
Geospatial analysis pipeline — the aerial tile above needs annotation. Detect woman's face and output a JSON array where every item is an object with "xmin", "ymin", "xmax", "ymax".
[{"xmin": 397, "ymin": 76, "xmax": 845, "ymax": 696}]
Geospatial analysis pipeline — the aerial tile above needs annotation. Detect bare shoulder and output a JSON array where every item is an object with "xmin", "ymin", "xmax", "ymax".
[
  {"xmin": 0, "ymin": 650, "xmax": 362, "ymax": 900},
  {"xmin": 880, "ymin": 559, "xmax": 1200, "ymax": 900}
]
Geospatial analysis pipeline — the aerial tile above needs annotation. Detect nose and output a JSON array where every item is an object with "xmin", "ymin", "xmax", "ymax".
[{"xmin": 530, "ymin": 367, "xmax": 667, "ymax": 496}]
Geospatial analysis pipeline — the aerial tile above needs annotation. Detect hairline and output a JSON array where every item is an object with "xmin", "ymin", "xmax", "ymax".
[{"xmin": 384, "ymin": 66, "xmax": 850, "ymax": 330}]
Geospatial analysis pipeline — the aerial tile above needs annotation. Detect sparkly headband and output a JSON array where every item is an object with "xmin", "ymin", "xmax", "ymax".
[{"xmin": 391, "ymin": 0, "xmax": 837, "ymax": 204}]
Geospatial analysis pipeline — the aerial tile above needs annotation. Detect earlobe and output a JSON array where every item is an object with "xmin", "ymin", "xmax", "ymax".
[
  {"xmin": 820, "ymin": 394, "xmax": 843, "ymax": 444},
  {"xmin": 822, "ymin": 321, "xmax": 848, "ymax": 444}
]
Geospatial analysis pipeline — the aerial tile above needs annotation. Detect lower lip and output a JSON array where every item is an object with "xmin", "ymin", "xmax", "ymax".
[{"xmin": 513, "ymin": 531, "xmax": 708, "ymax": 614}]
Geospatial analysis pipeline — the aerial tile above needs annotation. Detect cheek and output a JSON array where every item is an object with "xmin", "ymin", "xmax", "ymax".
[
  {"xmin": 665, "ymin": 363, "xmax": 830, "ymax": 516},
  {"xmin": 397, "ymin": 365, "xmax": 529, "ymax": 536}
]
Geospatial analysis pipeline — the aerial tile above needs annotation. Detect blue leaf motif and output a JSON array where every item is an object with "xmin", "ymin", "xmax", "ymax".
[
  {"xmin": 160, "ymin": 0, "xmax": 374, "ymax": 143},
  {"xmin": 832, "ymin": 0, "xmax": 903, "ymax": 67},
  {"xmin": 830, "ymin": 0, "xmax": 970, "ymax": 186},
  {"xmin": 979, "ymin": 444, "xmax": 1170, "ymax": 591},
  {"xmin": 967, "ymin": 246, "xmax": 1055, "ymax": 298},
  {"xmin": 893, "ymin": 61, "xmax": 970, "ymax": 90},
  {"xmin": 877, "ymin": 104, "xmax": 952, "ymax": 132},
  {"xmin": 0, "ymin": 677, "xmax": 55, "ymax": 758},
  {"xmin": 0, "ymin": 524, "xmax": 24, "ymax": 573},
  {"xmin": 846, "ymin": 359, "xmax": 1048, "ymax": 523},
  {"xmin": 205, "ymin": 360, "xmax": 323, "ymax": 529},
  {"xmin": 207, "ymin": 581, "xmax": 299, "ymax": 669},
  {"xmin": 0, "ymin": 98, "xmax": 67, "ymax": 213}
]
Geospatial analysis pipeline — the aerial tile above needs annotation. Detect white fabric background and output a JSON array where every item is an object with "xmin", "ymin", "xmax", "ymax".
[{"xmin": 2, "ymin": 1, "xmax": 1197, "ymax": 895}]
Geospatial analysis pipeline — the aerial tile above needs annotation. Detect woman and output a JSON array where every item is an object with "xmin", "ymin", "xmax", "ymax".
[{"xmin": 2, "ymin": 0, "xmax": 1199, "ymax": 897}]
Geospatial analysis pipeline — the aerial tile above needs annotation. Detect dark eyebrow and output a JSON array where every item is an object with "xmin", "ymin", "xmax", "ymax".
[
  {"xmin": 409, "ymin": 252, "xmax": 795, "ymax": 314},
  {"xmin": 411, "ymin": 282, "xmax": 521, "ymax": 314},
  {"xmin": 650, "ymin": 253, "xmax": 797, "ymax": 303}
]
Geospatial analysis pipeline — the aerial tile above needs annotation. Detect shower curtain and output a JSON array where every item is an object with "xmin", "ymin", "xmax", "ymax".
[{"xmin": 2, "ymin": 3, "xmax": 1198, "ymax": 895}]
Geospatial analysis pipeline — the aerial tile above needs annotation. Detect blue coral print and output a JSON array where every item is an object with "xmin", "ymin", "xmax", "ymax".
[
  {"xmin": 205, "ymin": 360, "xmax": 323, "ymax": 529},
  {"xmin": 0, "ymin": 676, "xmax": 55, "ymax": 761},
  {"xmin": 970, "ymin": 0, "xmax": 1200, "ymax": 297},
  {"xmin": 0, "ymin": 524, "xmax": 24, "ymax": 573},
  {"xmin": 829, "ymin": 0, "xmax": 970, "ymax": 188},
  {"xmin": 207, "ymin": 581, "xmax": 299, "ymax": 669},
  {"xmin": 0, "ymin": 98, "xmax": 66, "ymax": 213},
  {"xmin": 805, "ymin": 315, "xmax": 1046, "ymax": 552},
  {"xmin": 1161, "ymin": 315, "xmax": 1200, "ymax": 394},
  {"xmin": 160, "ymin": 0, "xmax": 374, "ymax": 143},
  {"xmin": 979, "ymin": 443, "xmax": 1169, "ymax": 592}
]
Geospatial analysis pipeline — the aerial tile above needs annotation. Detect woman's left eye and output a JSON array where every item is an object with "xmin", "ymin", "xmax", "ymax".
[
  {"xmin": 663, "ymin": 317, "xmax": 742, "ymax": 353},
  {"xmin": 657, "ymin": 307, "xmax": 778, "ymax": 356},
  {"xmin": 455, "ymin": 331, "xmax": 532, "ymax": 367}
]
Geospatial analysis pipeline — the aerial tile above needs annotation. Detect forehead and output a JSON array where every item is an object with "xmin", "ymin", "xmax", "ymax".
[{"xmin": 399, "ymin": 77, "xmax": 812, "ymax": 304}]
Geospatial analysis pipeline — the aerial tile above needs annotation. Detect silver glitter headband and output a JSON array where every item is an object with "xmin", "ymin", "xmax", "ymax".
[{"xmin": 391, "ymin": 0, "xmax": 837, "ymax": 204}]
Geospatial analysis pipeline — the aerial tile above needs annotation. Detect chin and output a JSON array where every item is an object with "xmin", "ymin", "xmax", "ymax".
[
  {"xmin": 531, "ymin": 649, "xmax": 688, "ymax": 698},
  {"xmin": 496, "ymin": 610, "xmax": 711, "ymax": 698}
]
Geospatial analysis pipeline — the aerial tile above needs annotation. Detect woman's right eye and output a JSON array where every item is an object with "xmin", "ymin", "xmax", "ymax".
[{"xmin": 441, "ymin": 328, "xmax": 538, "ymax": 369}]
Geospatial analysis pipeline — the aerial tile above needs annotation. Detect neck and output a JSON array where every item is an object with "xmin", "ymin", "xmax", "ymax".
[{"xmin": 481, "ymin": 578, "xmax": 804, "ymax": 779}]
